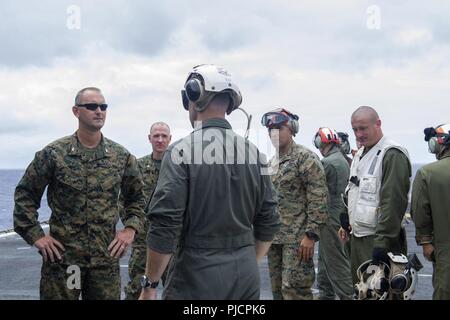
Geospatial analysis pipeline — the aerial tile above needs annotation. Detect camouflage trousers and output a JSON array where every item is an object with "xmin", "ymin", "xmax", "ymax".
[
  {"xmin": 40, "ymin": 261, "xmax": 120, "ymax": 300},
  {"xmin": 268, "ymin": 243, "xmax": 315, "ymax": 300},
  {"xmin": 317, "ymin": 222, "xmax": 353, "ymax": 300}
]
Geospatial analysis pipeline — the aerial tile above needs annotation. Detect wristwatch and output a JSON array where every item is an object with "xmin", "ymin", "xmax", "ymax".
[
  {"xmin": 305, "ymin": 231, "xmax": 319, "ymax": 241},
  {"xmin": 140, "ymin": 275, "xmax": 159, "ymax": 289}
]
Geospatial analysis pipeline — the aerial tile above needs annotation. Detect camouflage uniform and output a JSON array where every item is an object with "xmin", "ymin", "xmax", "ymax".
[
  {"xmin": 14, "ymin": 132, "xmax": 145, "ymax": 300},
  {"xmin": 124, "ymin": 154, "xmax": 161, "ymax": 300},
  {"xmin": 268, "ymin": 141, "xmax": 328, "ymax": 300}
]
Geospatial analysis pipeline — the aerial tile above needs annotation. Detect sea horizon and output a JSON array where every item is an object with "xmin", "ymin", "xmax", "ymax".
[{"xmin": 0, "ymin": 163, "xmax": 430, "ymax": 231}]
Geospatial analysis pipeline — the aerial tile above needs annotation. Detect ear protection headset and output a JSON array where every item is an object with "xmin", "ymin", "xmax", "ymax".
[
  {"xmin": 424, "ymin": 124, "xmax": 450, "ymax": 154},
  {"xmin": 338, "ymin": 132, "xmax": 351, "ymax": 154},
  {"xmin": 313, "ymin": 127, "xmax": 340, "ymax": 149},
  {"xmin": 181, "ymin": 64, "xmax": 242, "ymax": 114}
]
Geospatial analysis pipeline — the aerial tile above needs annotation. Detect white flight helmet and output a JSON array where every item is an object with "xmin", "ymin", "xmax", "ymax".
[
  {"xmin": 424, "ymin": 123, "xmax": 450, "ymax": 154},
  {"xmin": 354, "ymin": 253, "xmax": 423, "ymax": 300},
  {"xmin": 181, "ymin": 64, "xmax": 243, "ymax": 114}
]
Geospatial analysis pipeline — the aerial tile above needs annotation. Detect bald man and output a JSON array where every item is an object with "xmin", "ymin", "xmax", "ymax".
[
  {"xmin": 338, "ymin": 106, "xmax": 411, "ymax": 296},
  {"xmin": 124, "ymin": 122, "xmax": 171, "ymax": 299}
]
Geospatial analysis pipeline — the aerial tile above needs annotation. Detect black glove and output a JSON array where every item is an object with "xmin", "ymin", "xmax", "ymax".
[
  {"xmin": 340, "ymin": 211, "xmax": 351, "ymax": 233},
  {"xmin": 372, "ymin": 247, "xmax": 390, "ymax": 266}
]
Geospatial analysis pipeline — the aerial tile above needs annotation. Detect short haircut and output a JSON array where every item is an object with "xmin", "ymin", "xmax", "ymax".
[
  {"xmin": 75, "ymin": 87, "xmax": 102, "ymax": 105},
  {"xmin": 150, "ymin": 122, "xmax": 170, "ymax": 134},
  {"xmin": 351, "ymin": 106, "xmax": 380, "ymax": 123},
  {"xmin": 210, "ymin": 92, "xmax": 231, "ymax": 109}
]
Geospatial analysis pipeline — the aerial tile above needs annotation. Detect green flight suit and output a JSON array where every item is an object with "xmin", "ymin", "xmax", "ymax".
[
  {"xmin": 14, "ymin": 132, "xmax": 145, "ymax": 300},
  {"xmin": 317, "ymin": 146, "xmax": 353, "ymax": 300},
  {"xmin": 147, "ymin": 118, "xmax": 281, "ymax": 300},
  {"xmin": 411, "ymin": 151, "xmax": 450, "ymax": 300}
]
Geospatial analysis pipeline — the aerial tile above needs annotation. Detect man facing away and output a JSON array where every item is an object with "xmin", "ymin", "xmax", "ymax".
[
  {"xmin": 139, "ymin": 64, "xmax": 280, "ymax": 300},
  {"xmin": 412, "ymin": 123, "xmax": 450, "ymax": 300}
]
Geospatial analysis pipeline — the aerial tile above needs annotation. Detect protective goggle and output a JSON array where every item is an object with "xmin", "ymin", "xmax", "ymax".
[
  {"xmin": 77, "ymin": 103, "xmax": 108, "ymax": 111},
  {"xmin": 261, "ymin": 112, "xmax": 290, "ymax": 128},
  {"xmin": 261, "ymin": 110, "xmax": 298, "ymax": 128}
]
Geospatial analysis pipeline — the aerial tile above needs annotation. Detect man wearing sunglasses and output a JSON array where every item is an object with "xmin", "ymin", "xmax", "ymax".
[
  {"xmin": 14, "ymin": 87, "xmax": 146, "ymax": 300},
  {"xmin": 139, "ymin": 64, "xmax": 280, "ymax": 300},
  {"xmin": 261, "ymin": 108, "xmax": 329, "ymax": 300}
]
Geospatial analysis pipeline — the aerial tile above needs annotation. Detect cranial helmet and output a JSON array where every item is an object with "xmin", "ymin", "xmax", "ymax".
[
  {"xmin": 181, "ymin": 64, "xmax": 242, "ymax": 114},
  {"xmin": 424, "ymin": 123, "xmax": 450, "ymax": 154},
  {"xmin": 355, "ymin": 253, "xmax": 423, "ymax": 300},
  {"xmin": 313, "ymin": 127, "xmax": 340, "ymax": 149},
  {"xmin": 338, "ymin": 132, "xmax": 351, "ymax": 154},
  {"xmin": 261, "ymin": 108, "xmax": 299, "ymax": 136}
]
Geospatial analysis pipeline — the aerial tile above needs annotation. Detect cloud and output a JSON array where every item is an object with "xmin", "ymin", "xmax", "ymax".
[
  {"xmin": 1, "ymin": 1, "xmax": 449, "ymax": 168},
  {"xmin": 0, "ymin": 0, "xmax": 181, "ymax": 67}
]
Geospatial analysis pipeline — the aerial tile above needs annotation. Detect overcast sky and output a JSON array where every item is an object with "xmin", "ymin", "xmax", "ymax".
[{"xmin": 1, "ymin": 0, "xmax": 449, "ymax": 169}]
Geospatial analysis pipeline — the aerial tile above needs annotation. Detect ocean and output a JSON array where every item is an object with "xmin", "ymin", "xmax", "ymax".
[{"xmin": 0, "ymin": 163, "xmax": 428, "ymax": 231}]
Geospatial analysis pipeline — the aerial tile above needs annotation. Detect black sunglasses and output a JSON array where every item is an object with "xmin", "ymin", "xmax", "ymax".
[{"xmin": 77, "ymin": 103, "xmax": 108, "ymax": 111}]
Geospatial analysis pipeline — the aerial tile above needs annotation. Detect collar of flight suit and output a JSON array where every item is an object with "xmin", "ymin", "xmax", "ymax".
[
  {"xmin": 68, "ymin": 131, "xmax": 111, "ymax": 160},
  {"xmin": 324, "ymin": 144, "xmax": 341, "ymax": 158},
  {"xmin": 440, "ymin": 149, "xmax": 450, "ymax": 160},
  {"xmin": 193, "ymin": 118, "xmax": 232, "ymax": 132}
]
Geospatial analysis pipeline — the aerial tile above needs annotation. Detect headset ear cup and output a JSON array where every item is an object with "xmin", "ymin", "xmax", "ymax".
[
  {"xmin": 313, "ymin": 134, "xmax": 322, "ymax": 149},
  {"xmin": 291, "ymin": 120, "xmax": 299, "ymax": 134},
  {"xmin": 428, "ymin": 137, "xmax": 437, "ymax": 153},
  {"xmin": 185, "ymin": 78, "xmax": 204, "ymax": 102}
]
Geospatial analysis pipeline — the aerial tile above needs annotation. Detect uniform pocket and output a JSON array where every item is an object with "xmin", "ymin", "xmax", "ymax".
[
  {"xmin": 53, "ymin": 166, "xmax": 85, "ymax": 221},
  {"xmin": 56, "ymin": 169, "xmax": 84, "ymax": 191},
  {"xmin": 353, "ymin": 203, "xmax": 379, "ymax": 228},
  {"xmin": 359, "ymin": 176, "xmax": 377, "ymax": 202}
]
